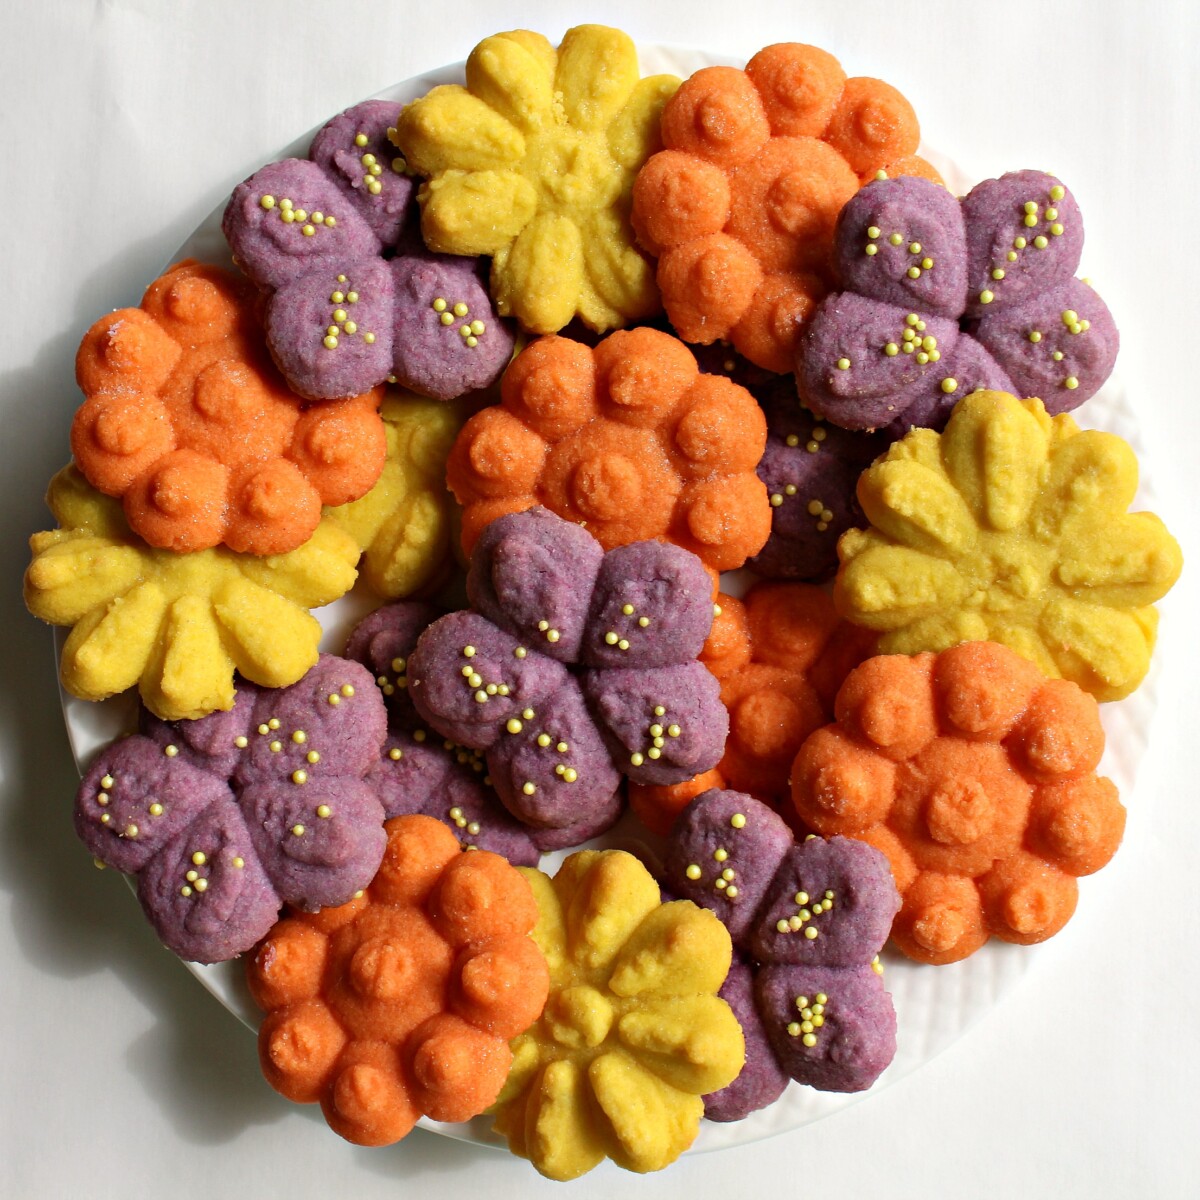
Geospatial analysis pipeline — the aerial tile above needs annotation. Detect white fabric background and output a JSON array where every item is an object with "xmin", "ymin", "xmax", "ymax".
[{"xmin": 1, "ymin": 1, "xmax": 1197, "ymax": 1196}]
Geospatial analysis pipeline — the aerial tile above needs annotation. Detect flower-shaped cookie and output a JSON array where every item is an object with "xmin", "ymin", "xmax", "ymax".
[
  {"xmin": 223, "ymin": 100, "xmax": 515, "ymax": 402},
  {"xmin": 447, "ymin": 328, "xmax": 771, "ymax": 571},
  {"xmin": 664, "ymin": 790, "xmax": 899, "ymax": 1113},
  {"xmin": 324, "ymin": 388, "xmax": 463, "ymax": 598},
  {"xmin": 24, "ymin": 466, "xmax": 359, "ymax": 720},
  {"xmin": 408, "ymin": 507, "xmax": 728, "ymax": 842},
  {"xmin": 345, "ymin": 602, "xmax": 542, "ymax": 864},
  {"xmin": 712, "ymin": 584, "xmax": 878, "ymax": 804},
  {"xmin": 835, "ymin": 390, "xmax": 1182, "ymax": 701},
  {"xmin": 74, "ymin": 655, "xmax": 388, "ymax": 962},
  {"xmin": 631, "ymin": 43, "xmax": 940, "ymax": 373},
  {"xmin": 492, "ymin": 849, "xmax": 743, "ymax": 1179},
  {"xmin": 70, "ymin": 260, "xmax": 387, "ymax": 555},
  {"xmin": 629, "ymin": 584, "xmax": 875, "ymax": 835},
  {"xmin": 392, "ymin": 25, "xmax": 680, "ymax": 334},
  {"xmin": 247, "ymin": 815, "xmax": 549, "ymax": 1145},
  {"xmin": 798, "ymin": 171, "xmax": 1119, "ymax": 434},
  {"xmin": 791, "ymin": 641, "xmax": 1127, "ymax": 964}
]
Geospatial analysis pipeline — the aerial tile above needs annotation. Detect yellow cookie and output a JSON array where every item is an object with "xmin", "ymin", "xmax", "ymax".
[
  {"xmin": 325, "ymin": 389, "xmax": 463, "ymax": 598},
  {"xmin": 25, "ymin": 465, "xmax": 359, "ymax": 720},
  {"xmin": 835, "ymin": 390, "xmax": 1182, "ymax": 700},
  {"xmin": 491, "ymin": 850, "xmax": 743, "ymax": 1181},
  {"xmin": 393, "ymin": 26, "xmax": 679, "ymax": 334}
]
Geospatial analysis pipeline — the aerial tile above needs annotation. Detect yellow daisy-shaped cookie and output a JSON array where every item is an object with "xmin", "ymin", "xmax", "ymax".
[
  {"xmin": 393, "ymin": 25, "xmax": 679, "ymax": 334},
  {"xmin": 25, "ymin": 465, "xmax": 359, "ymax": 720},
  {"xmin": 491, "ymin": 849, "xmax": 744, "ymax": 1181},
  {"xmin": 835, "ymin": 391, "xmax": 1182, "ymax": 701},
  {"xmin": 324, "ymin": 389, "xmax": 462, "ymax": 598}
]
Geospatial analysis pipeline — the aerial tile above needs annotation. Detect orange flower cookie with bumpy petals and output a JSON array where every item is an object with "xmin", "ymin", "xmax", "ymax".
[
  {"xmin": 710, "ymin": 584, "xmax": 877, "ymax": 806},
  {"xmin": 24, "ymin": 466, "xmax": 359, "ymax": 720},
  {"xmin": 631, "ymin": 44, "xmax": 940, "ymax": 372},
  {"xmin": 629, "ymin": 584, "xmax": 875, "ymax": 834},
  {"xmin": 835, "ymin": 390, "xmax": 1182, "ymax": 701},
  {"xmin": 325, "ymin": 389, "xmax": 464, "ymax": 598},
  {"xmin": 392, "ymin": 25, "xmax": 679, "ymax": 335},
  {"xmin": 246, "ymin": 815, "xmax": 549, "ymax": 1146},
  {"xmin": 790, "ymin": 642, "xmax": 1126, "ymax": 964},
  {"xmin": 447, "ymin": 329, "xmax": 771, "ymax": 571},
  {"xmin": 71, "ymin": 261, "xmax": 387, "ymax": 555},
  {"xmin": 492, "ymin": 849, "xmax": 743, "ymax": 1179}
]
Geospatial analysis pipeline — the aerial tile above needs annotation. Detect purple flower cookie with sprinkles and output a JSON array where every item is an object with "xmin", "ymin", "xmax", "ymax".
[
  {"xmin": 344, "ymin": 601, "xmax": 542, "ymax": 863},
  {"xmin": 663, "ymin": 788, "xmax": 900, "ymax": 1112},
  {"xmin": 796, "ymin": 170, "xmax": 1118, "ymax": 434},
  {"xmin": 406, "ymin": 507, "xmax": 727, "ymax": 844},
  {"xmin": 74, "ymin": 655, "xmax": 388, "ymax": 964},
  {"xmin": 223, "ymin": 100, "xmax": 514, "ymax": 402}
]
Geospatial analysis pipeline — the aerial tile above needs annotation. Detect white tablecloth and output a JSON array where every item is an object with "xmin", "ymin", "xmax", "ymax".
[{"xmin": 1, "ymin": 2, "xmax": 1197, "ymax": 1196}]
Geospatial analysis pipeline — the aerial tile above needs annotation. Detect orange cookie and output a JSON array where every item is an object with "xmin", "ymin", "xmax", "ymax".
[
  {"xmin": 246, "ymin": 814, "xmax": 549, "ymax": 1145},
  {"xmin": 631, "ymin": 44, "xmax": 940, "ymax": 372},
  {"xmin": 790, "ymin": 642, "xmax": 1125, "ymax": 964},
  {"xmin": 447, "ymin": 328, "xmax": 770, "ymax": 571},
  {"xmin": 71, "ymin": 261, "xmax": 387, "ymax": 555}
]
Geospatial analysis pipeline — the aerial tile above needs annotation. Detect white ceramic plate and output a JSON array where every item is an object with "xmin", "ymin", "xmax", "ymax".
[{"xmin": 57, "ymin": 44, "xmax": 1157, "ymax": 1154}]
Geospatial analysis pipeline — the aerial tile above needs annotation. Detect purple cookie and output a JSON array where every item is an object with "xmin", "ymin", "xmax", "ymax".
[
  {"xmin": 749, "ymin": 380, "xmax": 886, "ymax": 580},
  {"xmin": 703, "ymin": 957, "xmax": 790, "ymax": 1122},
  {"xmin": 757, "ymin": 964, "xmax": 896, "ymax": 1093},
  {"xmin": 309, "ymin": 100, "xmax": 414, "ymax": 245},
  {"xmin": 798, "ymin": 170, "xmax": 1117, "ymax": 429},
  {"xmin": 75, "ymin": 655, "xmax": 389, "ymax": 963},
  {"xmin": 662, "ymin": 790, "xmax": 900, "ymax": 1108},
  {"xmin": 223, "ymin": 109, "xmax": 513, "ymax": 403},
  {"xmin": 409, "ymin": 508, "xmax": 725, "ymax": 843},
  {"xmin": 345, "ymin": 601, "xmax": 551, "ymax": 864}
]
